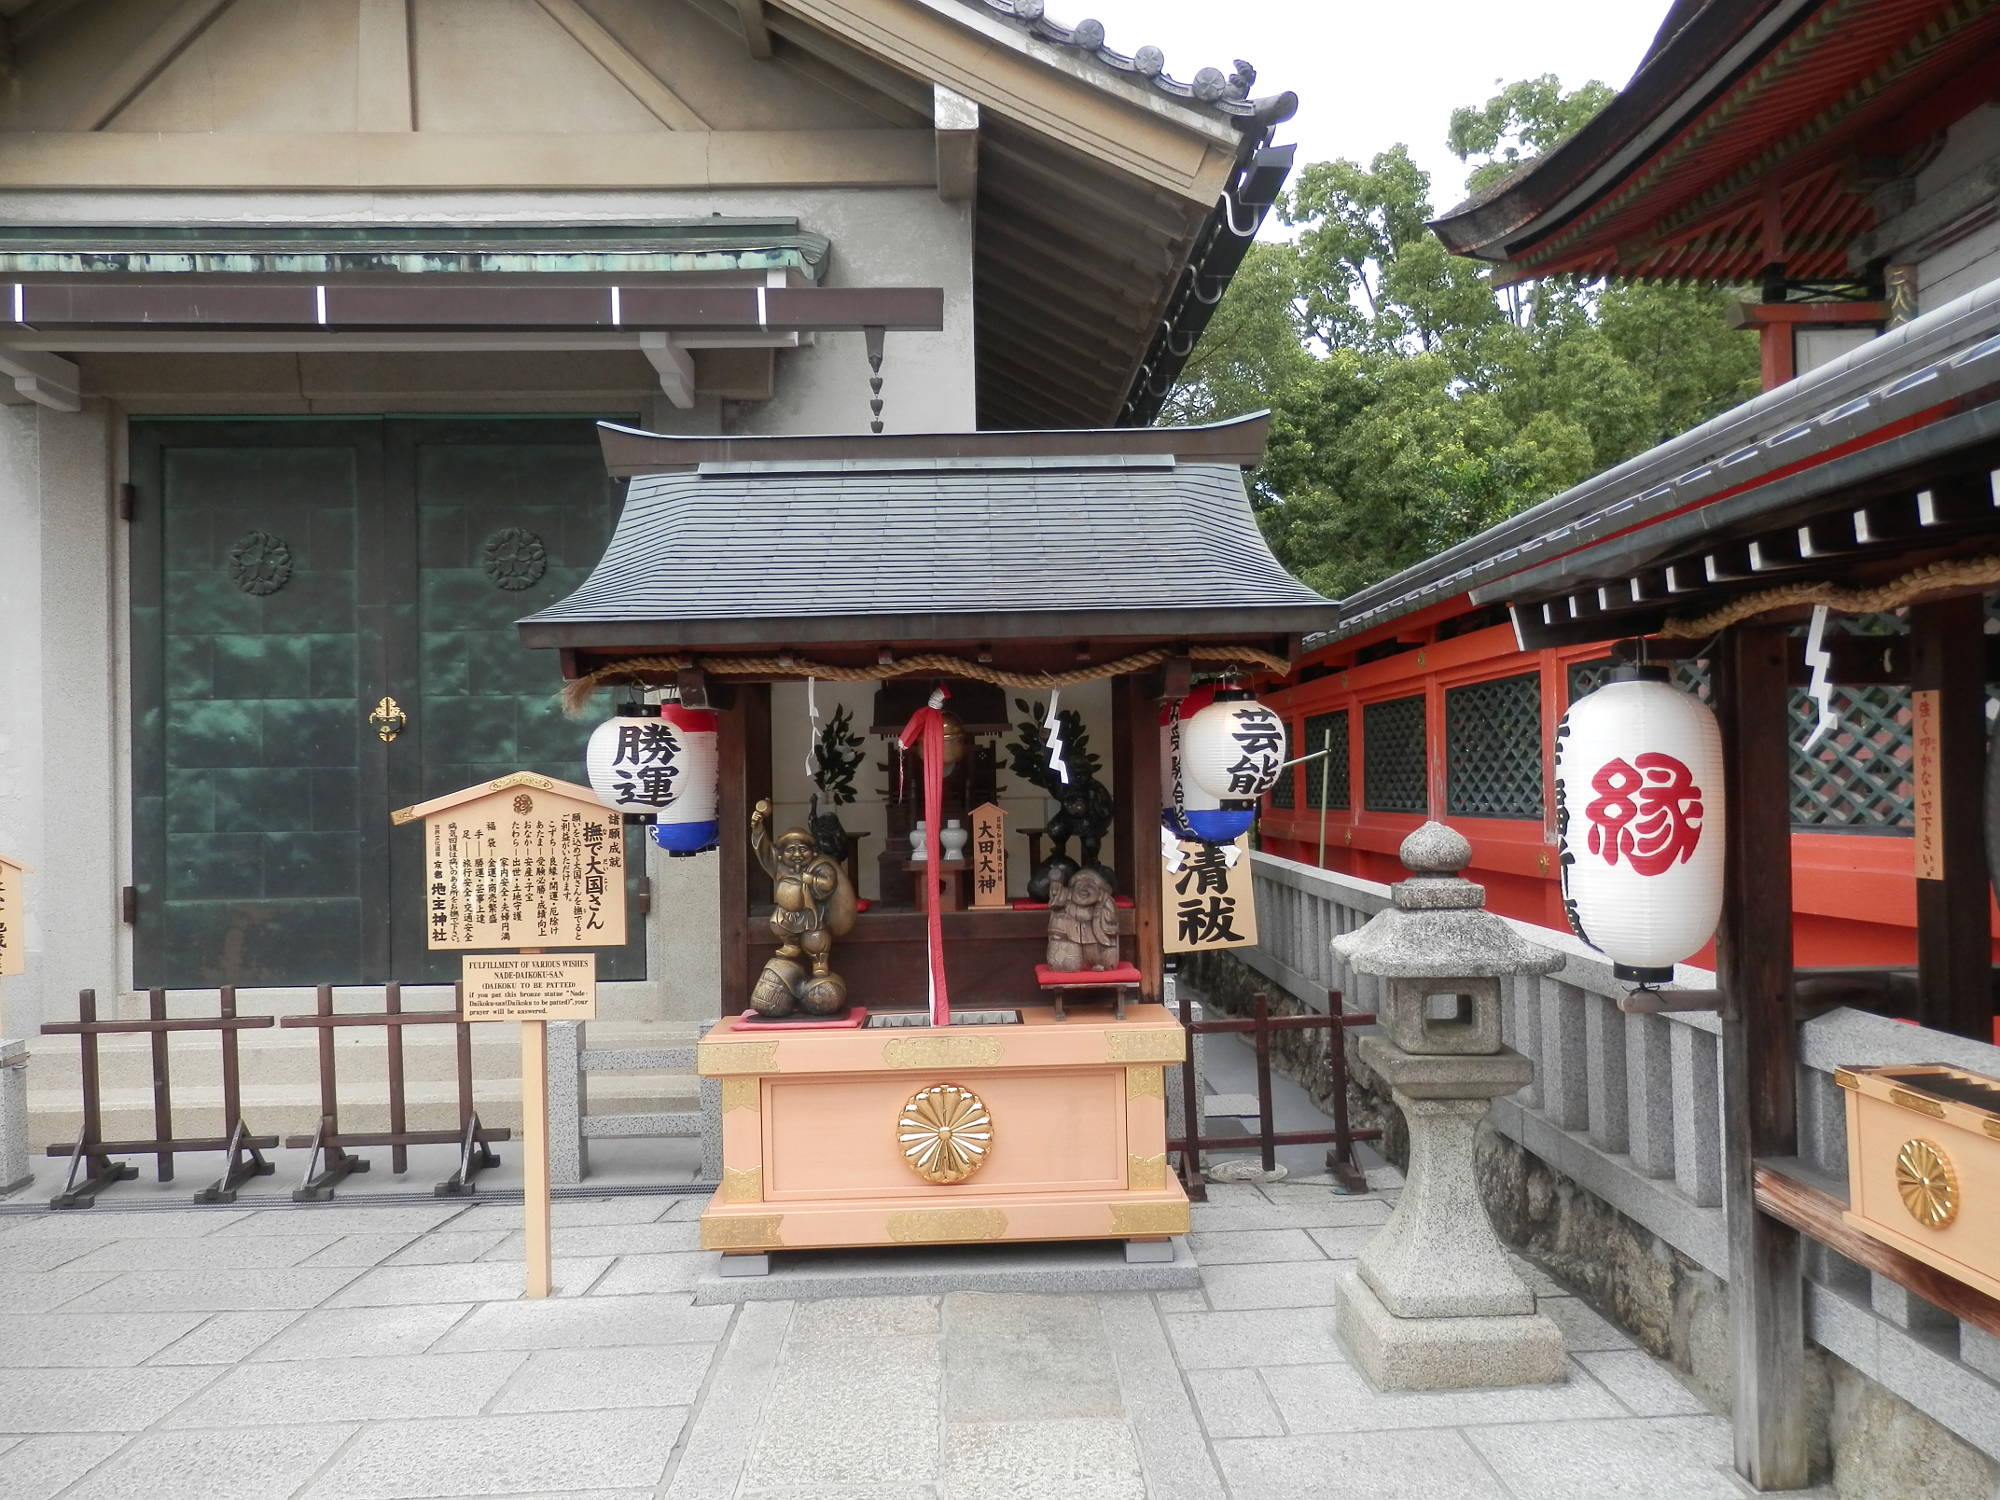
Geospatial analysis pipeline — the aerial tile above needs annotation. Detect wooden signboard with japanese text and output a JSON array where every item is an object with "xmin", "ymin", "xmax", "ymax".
[
  {"xmin": 1162, "ymin": 835, "xmax": 1259, "ymax": 953},
  {"xmin": 970, "ymin": 802, "xmax": 1007, "ymax": 908},
  {"xmin": 392, "ymin": 773, "xmax": 624, "ymax": 950},
  {"xmin": 0, "ymin": 855, "xmax": 26, "ymax": 977},
  {"xmin": 391, "ymin": 771, "xmax": 624, "ymax": 1300},
  {"xmin": 462, "ymin": 953, "xmax": 599, "ymax": 1022},
  {"xmin": 1912, "ymin": 688, "xmax": 1943, "ymax": 881}
]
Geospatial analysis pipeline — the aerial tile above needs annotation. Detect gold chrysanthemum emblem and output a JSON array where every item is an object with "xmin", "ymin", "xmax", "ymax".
[
  {"xmin": 897, "ymin": 1082, "xmax": 993, "ymax": 1184},
  {"xmin": 1895, "ymin": 1138, "xmax": 1958, "ymax": 1229}
]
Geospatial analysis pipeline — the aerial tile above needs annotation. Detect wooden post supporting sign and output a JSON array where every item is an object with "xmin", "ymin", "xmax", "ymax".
[{"xmin": 393, "ymin": 774, "xmax": 622, "ymax": 1298}]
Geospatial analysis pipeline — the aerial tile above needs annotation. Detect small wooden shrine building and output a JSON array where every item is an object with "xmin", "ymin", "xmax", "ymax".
[{"xmin": 519, "ymin": 411, "xmax": 1332, "ymax": 1014}]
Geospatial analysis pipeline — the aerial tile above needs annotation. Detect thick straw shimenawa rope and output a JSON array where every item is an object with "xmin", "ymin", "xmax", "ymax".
[
  {"xmin": 558, "ymin": 643, "xmax": 1290, "ymax": 716},
  {"xmin": 1657, "ymin": 554, "xmax": 2000, "ymax": 638}
]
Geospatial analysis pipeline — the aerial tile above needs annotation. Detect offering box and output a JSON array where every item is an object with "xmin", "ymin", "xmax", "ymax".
[
  {"xmin": 695, "ymin": 1006, "xmax": 1189, "ymax": 1253},
  {"xmin": 1838, "ymin": 1062, "xmax": 2000, "ymax": 1299}
]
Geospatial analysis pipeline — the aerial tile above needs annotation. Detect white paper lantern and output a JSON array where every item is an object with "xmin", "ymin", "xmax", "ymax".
[
  {"xmin": 1556, "ymin": 668, "xmax": 1725, "ymax": 984},
  {"xmin": 1184, "ymin": 692, "xmax": 1288, "ymax": 802},
  {"xmin": 1160, "ymin": 687, "xmax": 1255, "ymax": 844},
  {"xmin": 585, "ymin": 702, "xmax": 719, "ymax": 854}
]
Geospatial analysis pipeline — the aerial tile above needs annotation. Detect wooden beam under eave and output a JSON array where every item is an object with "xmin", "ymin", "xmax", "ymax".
[
  {"xmin": 67, "ymin": 0, "xmax": 236, "ymax": 131},
  {"xmin": 0, "ymin": 349, "xmax": 81, "ymax": 412},
  {"xmin": 933, "ymin": 84, "xmax": 978, "ymax": 204},
  {"xmin": 535, "ymin": 0, "xmax": 710, "ymax": 130},
  {"xmin": 734, "ymin": 0, "xmax": 774, "ymax": 57},
  {"xmin": 639, "ymin": 333, "xmax": 697, "ymax": 409},
  {"xmin": 356, "ymin": 0, "xmax": 414, "ymax": 132},
  {"xmin": 773, "ymin": 0, "xmax": 1237, "ymax": 203},
  {"xmin": 0, "ymin": 130, "xmax": 936, "ymax": 190}
]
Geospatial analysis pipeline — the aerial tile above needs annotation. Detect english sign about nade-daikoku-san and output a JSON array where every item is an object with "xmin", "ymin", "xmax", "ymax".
[{"xmin": 461, "ymin": 953, "xmax": 599, "ymax": 1022}]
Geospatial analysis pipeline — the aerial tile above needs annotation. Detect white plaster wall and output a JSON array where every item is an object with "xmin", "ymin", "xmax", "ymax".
[
  {"xmin": 0, "ymin": 405, "xmax": 45, "ymax": 1039},
  {"xmin": 0, "ymin": 402, "xmax": 119, "ymax": 1037}
]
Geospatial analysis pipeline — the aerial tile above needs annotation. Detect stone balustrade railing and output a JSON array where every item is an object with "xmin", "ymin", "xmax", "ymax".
[{"xmin": 1243, "ymin": 849, "xmax": 2000, "ymax": 1461}]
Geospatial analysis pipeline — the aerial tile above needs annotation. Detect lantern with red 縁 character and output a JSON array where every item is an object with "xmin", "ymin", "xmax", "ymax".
[{"xmin": 1554, "ymin": 666, "xmax": 1726, "ymax": 985}]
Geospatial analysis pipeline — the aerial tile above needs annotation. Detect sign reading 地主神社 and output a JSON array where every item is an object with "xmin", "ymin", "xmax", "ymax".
[
  {"xmin": 1162, "ymin": 834, "xmax": 1258, "ymax": 953},
  {"xmin": 391, "ymin": 773, "xmax": 624, "ymax": 950}
]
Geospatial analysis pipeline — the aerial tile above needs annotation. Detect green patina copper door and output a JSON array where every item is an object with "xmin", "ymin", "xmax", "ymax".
[{"xmin": 131, "ymin": 417, "xmax": 645, "ymax": 989}]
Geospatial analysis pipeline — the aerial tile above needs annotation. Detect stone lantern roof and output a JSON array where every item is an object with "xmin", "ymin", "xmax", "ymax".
[{"xmin": 1331, "ymin": 823, "xmax": 1561, "ymax": 980}]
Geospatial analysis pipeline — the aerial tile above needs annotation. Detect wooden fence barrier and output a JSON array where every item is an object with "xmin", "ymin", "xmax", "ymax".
[
  {"xmin": 39, "ymin": 987, "xmax": 277, "ymax": 1208},
  {"xmin": 1170, "ymin": 987, "xmax": 1379, "ymax": 1200},
  {"xmin": 278, "ymin": 982, "xmax": 508, "ymax": 1201}
]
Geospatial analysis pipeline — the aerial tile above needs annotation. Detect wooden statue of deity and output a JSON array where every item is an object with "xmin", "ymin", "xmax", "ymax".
[
  {"xmin": 1045, "ymin": 866, "xmax": 1120, "ymax": 973},
  {"xmin": 749, "ymin": 799, "xmax": 859, "ymax": 1017}
]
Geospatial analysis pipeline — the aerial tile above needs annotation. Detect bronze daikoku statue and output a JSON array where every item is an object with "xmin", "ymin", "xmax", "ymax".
[{"xmin": 749, "ymin": 799, "xmax": 858, "ymax": 1017}]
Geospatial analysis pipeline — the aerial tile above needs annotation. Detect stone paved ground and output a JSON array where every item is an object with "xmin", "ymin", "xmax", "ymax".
[{"xmin": 0, "ymin": 1181, "xmax": 1793, "ymax": 1499}]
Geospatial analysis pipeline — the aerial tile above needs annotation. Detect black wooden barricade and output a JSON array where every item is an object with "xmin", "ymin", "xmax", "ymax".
[
  {"xmin": 40, "ymin": 987, "xmax": 278, "ymax": 1208},
  {"xmin": 1170, "ymin": 987, "xmax": 1380, "ymax": 1200},
  {"xmin": 279, "ymin": 983, "xmax": 508, "ymax": 1200}
]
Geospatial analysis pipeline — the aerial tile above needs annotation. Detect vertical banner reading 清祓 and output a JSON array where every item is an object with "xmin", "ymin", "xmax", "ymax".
[
  {"xmin": 1162, "ymin": 834, "xmax": 1259, "ymax": 953},
  {"xmin": 393, "ymin": 773, "xmax": 626, "ymax": 950},
  {"xmin": 970, "ymin": 802, "xmax": 1007, "ymax": 908}
]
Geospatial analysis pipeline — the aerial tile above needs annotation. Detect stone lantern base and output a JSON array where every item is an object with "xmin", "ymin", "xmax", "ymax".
[
  {"xmin": 1332, "ymin": 1038, "xmax": 1565, "ymax": 1390},
  {"xmin": 1335, "ymin": 1268, "xmax": 1565, "ymax": 1391}
]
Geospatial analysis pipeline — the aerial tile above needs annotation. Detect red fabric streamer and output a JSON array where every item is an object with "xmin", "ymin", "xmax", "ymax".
[{"xmin": 898, "ymin": 686, "xmax": 952, "ymax": 1026}]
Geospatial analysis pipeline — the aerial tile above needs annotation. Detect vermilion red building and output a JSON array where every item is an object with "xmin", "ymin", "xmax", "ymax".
[{"xmin": 1260, "ymin": 0, "xmax": 2000, "ymax": 971}]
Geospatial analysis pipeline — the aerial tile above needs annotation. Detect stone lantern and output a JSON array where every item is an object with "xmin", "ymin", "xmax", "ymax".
[{"xmin": 1331, "ymin": 821, "xmax": 1567, "ymax": 1390}]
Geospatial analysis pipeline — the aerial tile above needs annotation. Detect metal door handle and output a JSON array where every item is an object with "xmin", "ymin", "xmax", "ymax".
[{"xmin": 369, "ymin": 696, "xmax": 408, "ymax": 742}]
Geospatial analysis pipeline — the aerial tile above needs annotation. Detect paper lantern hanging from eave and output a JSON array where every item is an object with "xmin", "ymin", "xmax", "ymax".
[
  {"xmin": 1184, "ymin": 691, "xmax": 1288, "ymax": 802},
  {"xmin": 1160, "ymin": 686, "xmax": 1259, "ymax": 845},
  {"xmin": 1555, "ymin": 667, "xmax": 1726, "ymax": 984},
  {"xmin": 584, "ymin": 702, "xmax": 720, "ymax": 855}
]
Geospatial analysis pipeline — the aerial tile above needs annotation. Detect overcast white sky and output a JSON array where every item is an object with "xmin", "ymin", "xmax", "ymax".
[{"xmin": 1077, "ymin": 0, "xmax": 1668, "ymax": 210}]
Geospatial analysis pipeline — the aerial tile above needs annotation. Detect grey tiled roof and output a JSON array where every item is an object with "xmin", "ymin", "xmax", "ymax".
[
  {"xmin": 519, "ymin": 454, "xmax": 1333, "ymax": 646},
  {"xmin": 951, "ymin": 0, "xmax": 1264, "ymax": 119}
]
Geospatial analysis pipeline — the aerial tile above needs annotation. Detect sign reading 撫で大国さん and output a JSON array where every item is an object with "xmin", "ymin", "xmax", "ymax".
[
  {"xmin": 1162, "ymin": 834, "xmax": 1258, "ymax": 953},
  {"xmin": 462, "ymin": 953, "xmax": 598, "ymax": 1022},
  {"xmin": 0, "ymin": 855, "xmax": 29, "ymax": 977},
  {"xmin": 391, "ymin": 773, "xmax": 624, "ymax": 950}
]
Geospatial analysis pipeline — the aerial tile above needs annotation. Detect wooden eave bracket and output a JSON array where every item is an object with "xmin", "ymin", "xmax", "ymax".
[
  {"xmin": 934, "ymin": 83, "xmax": 978, "ymax": 204},
  {"xmin": 0, "ymin": 349, "xmax": 81, "ymax": 412},
  {"xmin": 734, "ymin": 0, "xmax": 774, "ymax": 58},
  {"xmin": 639, "ymin": 332, "xmax": 697, "ymax": 409}
]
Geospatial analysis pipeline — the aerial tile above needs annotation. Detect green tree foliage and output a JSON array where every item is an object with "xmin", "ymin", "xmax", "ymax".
[{"xmin": 1169, "ymin": 76, "xmax": 1760, "ymax": 600}]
